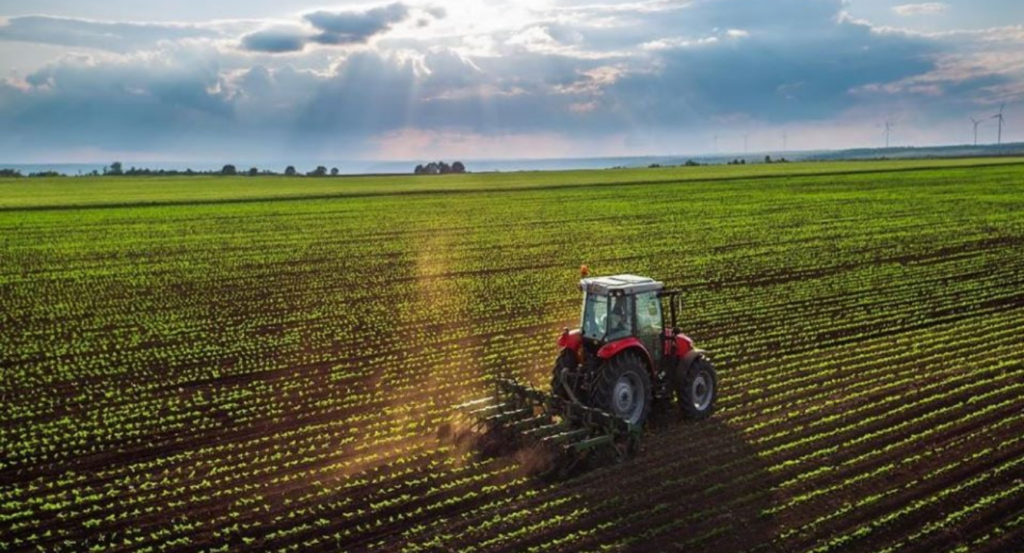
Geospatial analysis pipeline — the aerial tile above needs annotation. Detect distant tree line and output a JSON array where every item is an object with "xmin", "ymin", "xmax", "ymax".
[
  {"xmin": 0, "ymin": 161, "xmax": 364, "ymax": 178},
  {"xmin": 0, "ymin": 156, "xmax": 796, "ymax": 179},
  {"xmin": 413, "ymin": 161, "xmax": 466, "ymax": 175},
  {"xmin": 0, "ymin": 168, "xmax": 66, "ymax": 177},
  {"xmin": 723, "ymin": 156, "xmax": 788, "ymax": 165},
  {"xmin": 108, "ymin": 162, "xmax": 345, "ymax": 177},
  {"xmin": 640, "ymin": 160, "xmax": 704, "ymax": 168}
]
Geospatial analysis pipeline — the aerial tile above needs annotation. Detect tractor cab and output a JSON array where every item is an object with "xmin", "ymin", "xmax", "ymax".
[
  {"xmin": 576, "ymin": 274, "xmax": 691, "ymax": 366},
  {"xmin": 585, "ymin": 274, "xmax": 671, "ymax": 360}
]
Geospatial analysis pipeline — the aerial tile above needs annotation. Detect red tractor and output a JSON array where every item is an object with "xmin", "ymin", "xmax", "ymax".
[
  {"xmin": 552, "ymin": 272, "xmax": 717, "ymax": 427},
  {"xmin": 459, "ymin": 271, "xmax": 717, "ymax": 474}
]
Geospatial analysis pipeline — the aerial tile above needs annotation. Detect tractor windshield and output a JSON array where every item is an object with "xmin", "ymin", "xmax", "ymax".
[{"xmin": 582, "ymin": 293, "xmax": 633, "ymax": 341}]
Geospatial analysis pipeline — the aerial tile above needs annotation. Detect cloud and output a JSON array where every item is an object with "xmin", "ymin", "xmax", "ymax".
[
  {"xmin": 506, "ymin": 26, "xmax": 563, "ymax": 53},
  {"xmin": 0, "ymin": 47, "xmax": 236, "ymax": 160},
  {"xmin": 640, "ymin": 26, "xmax": 749, "ymax": 51},
  {"xmin": 0, "ymin": 15, "xmax": 219, "ymax": 52},
  {"xmin": 304, "ymin": 2, "xmax": 409, "ymax": 40},
  {"xmin": 892, "ymin": 3, "xmax": 949, "ymax": 17},
  {"xmin": 239, "ymin": 2, "xmax": 436, "ymax": 53},
  {"xmin": 593, "ymin": 0, "xmax": 940, "ymax": 127},
  {"xmin": 240, "ymin": 27, "xmax": 309, "ymax": 53},
  {"xmin": 424, "ymin": 6, "xmax": 448, "ymax": 20},
  {"xmin": 2, "ymin": 0, "xmax": 1024, "ymax": 160}
]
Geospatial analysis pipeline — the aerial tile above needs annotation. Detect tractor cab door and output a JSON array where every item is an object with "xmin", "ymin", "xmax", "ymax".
[{"xmin": 635, "ymin": 291, "xmax": 664, "ymax": 363}]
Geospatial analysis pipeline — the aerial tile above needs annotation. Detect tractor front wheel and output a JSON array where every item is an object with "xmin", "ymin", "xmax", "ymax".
[
  {"xmin": 593, "ymin": 351, "xmax": 652, "ymax": 427},
  {"xmin": 677, "ymin": 356, "xmax": 717, "ymax": 420}
]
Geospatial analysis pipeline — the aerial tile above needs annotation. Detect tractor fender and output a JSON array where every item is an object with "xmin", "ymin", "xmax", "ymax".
[
  {"xmin": 597, "ymin": 338, "xmax": 655, "ymax": 376},
  {"xmin": 675, "ymin": 348, "xmax": 708, "ymax": 382},
  {"xmin": 557, "ymin": 328, "xmax": 582, "ymax": 351}
]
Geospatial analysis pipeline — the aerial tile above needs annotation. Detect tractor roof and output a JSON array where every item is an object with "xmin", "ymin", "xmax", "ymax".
[{"xmin": 579, "ymin": 274, "xmax": 664, "ymax": 296}]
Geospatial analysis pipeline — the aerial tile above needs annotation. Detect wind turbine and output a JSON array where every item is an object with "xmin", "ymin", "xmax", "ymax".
[
  {"xmin": 970, "ymin": 117, "xmax": 983, "ymax": 146},
  {"xmin": 713, "ymin": 134, "xmax": 720, "ymax": 154},
  {"xmin": 992, "ymin": 103, "xmax": 1006, "ymax": 145},
  {"xmin": 883, "ymin": 120, "xmax": 895, "ymax": 149}
]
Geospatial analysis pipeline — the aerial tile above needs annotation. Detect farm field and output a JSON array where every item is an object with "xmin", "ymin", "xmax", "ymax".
[
  {"xmin": 3, "ymin": 157, "xmax": 1024, "ymax": 209},
  {"xmin": 2, "ymin": 158, "xmax": 1024, "ymax": 552}
]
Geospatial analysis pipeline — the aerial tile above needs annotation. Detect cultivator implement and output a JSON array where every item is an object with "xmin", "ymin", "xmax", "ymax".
[{"xmin": 456, "ymin": 378, "xmax": 641, "ymax": 478}]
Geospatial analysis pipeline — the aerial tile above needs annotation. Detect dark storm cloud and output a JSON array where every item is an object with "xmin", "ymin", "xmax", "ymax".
[{"xmin": 0, "ymin": 15, "xmax": 218, "ymax": 52}]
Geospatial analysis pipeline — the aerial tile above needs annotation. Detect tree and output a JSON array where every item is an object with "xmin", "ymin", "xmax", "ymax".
[
  {"xmin": 108, "ymin": 161, "xmax": 123, "ymax": 176},
  {"xmin": 438, "ymin": 161, "xmax": 451, "ymax": 174},
  {"xmin": 764, "ymin": 155, "xmax": 773, "ymax": 164},
  {"xmin": 248, "ymin": 167, "xmax": 259, "ymax": 177},
  {"xmin": 222, "ymin": 164, "xmax": 237, "ymax": 175},
  {"xmin": 452, "ymin": 161, "xmax": 466, "ymax": 173},
  {"xmin": 330, "ymin": 167, "xmax": 339, "ymax": 176},
  {"xmin": 414, "ymin": 164, "xmax": 425, "ymax": 174},
  {"xmin": 285, "ymin": 165, "xmax": 297, "ymax": 176},
  {"xmin": 309, "ymin": 165, "xmax": 327, "ymax": 177}
]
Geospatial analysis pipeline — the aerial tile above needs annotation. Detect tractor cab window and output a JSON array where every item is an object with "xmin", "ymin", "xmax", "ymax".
[
  {"xmin": 582, "ymin": 294, "xmax": 608, "ymax": 340},
  {"xmin": 635, "ymin": 291, "xmax": 663, "ymax": 361},
  {"xmin": 583, "ymin": 292, "xmax": 633, "ymax": 341},
  {"xmin": 606, "ymin": 294, "xmax": 633, "ymax": 341},
  {"xmin": 635, "ymin": 292, "xmax": 662, "ymax": 334}
]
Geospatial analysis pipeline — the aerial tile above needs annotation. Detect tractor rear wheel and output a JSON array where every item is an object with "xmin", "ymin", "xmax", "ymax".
[
  {"xmin": 593, "ymin": 351, "xmax": 652, "ymax": 427},
  {"xmin": 677, "ymin": 356, "xmax": 717, "ymax": 420},
  {"xmin": 550, "ymin": 349, "xmax": 578, "ymax": 400}
]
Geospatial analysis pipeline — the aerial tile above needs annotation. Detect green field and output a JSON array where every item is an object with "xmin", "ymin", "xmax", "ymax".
[
  {"xmin": 3, "ymin": 157, "xmax": 1023, "ymax": 209},
  {"xmin": 2, "ymin": 159, "xmax": 1024, "ymax": 552}
]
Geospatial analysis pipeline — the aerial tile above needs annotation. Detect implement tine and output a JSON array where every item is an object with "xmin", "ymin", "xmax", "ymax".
[
  {"xmin": 523, "ymin": 422, "xmax": 570, "ymax": 439},
  {"xmin": 541, "ymin": 428, "xmax": 590, "ymax": 445},
  {"xmin": 566, "ymin": 434, "xmax": 614, "ymax": 453},
  {"xmin": 465, "ymin": 403, "xmax": 514, "ymax": 417},
  {"xmin": 509, "ymin": 415, "xmax": 552, "ymax": 432},
  {"xmin": 454, "ymin": 396, "xmax": 495, "ymax": 410},
  {"xmin": 485, "ymin": 407, "xmax": 533, "ymax": 425}
]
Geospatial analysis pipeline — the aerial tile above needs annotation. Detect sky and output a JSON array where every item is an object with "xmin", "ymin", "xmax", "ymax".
[{"xmin": 0, "ymin": 0, "xmax": 1022, "ymax": 162}]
